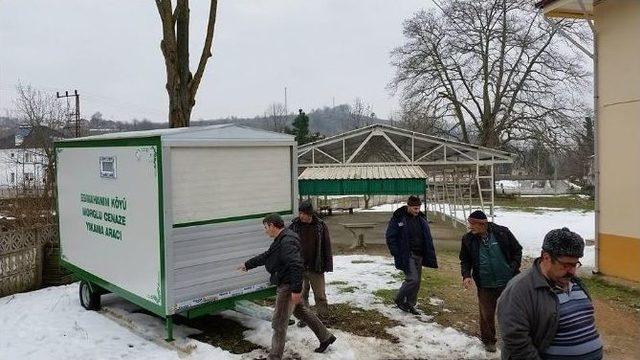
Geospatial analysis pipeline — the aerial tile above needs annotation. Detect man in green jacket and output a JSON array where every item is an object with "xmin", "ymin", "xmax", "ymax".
[{"xmin": 459, "ymin": 210, "xmax": 522, "ymax": 353}]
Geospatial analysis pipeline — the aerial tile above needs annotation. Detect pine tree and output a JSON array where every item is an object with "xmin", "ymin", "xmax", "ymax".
[{"xmin": 290, "ymin": 109, "xmax": 310, "ymax": 145}]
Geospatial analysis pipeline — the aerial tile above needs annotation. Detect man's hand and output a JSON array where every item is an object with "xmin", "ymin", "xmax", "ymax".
[
  {"xmin": 463, "ymin": 277, "xmax": 475, "ymax": 290},
  {"xmin": 236, "ymin": 263, "xmax": 247, "ymax": 272},
  {"xmin": 291, "ymin": 292, "xmax": 302, "ymax": 304}
]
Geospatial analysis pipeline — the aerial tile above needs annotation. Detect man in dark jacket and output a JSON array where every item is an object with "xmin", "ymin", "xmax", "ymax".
[
  {"xmin": 289, "ymin": 200, "xmax": 333, "ymax": 325},
  {"xmin": 497, "ymin": 228, "xmax": 602, "ymax": 360},
  {"xmin": 459, "ymin": 210, "xmax": 522, "ymax": 353},
  {"xmin": 239, "ymin": 213, "xmax": 336, "ymax": 360},
  {"xmin": 385, "ymin": 195, "xmax": 438, "ymax": 315}
]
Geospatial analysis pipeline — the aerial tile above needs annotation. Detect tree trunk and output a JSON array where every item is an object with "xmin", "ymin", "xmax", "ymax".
[{"xmin": 156, "ymin": 0, "xmax": 218, "ymax": 128}]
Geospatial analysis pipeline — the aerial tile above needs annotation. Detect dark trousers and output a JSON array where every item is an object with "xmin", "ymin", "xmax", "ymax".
[
  {"xmin": 269, "ymin": 284, "xmax": 332, "ymax": 360},
  {"xmin": 395, "ymin": 253, "xmax": 423, "ymax": 307},
  {"xmin": 477, "ymin": 286, "xmax": 505, "ymax": 345},
  {"xmin": 301, "ymin": 271, "xmax": 328, "ymax": 316}
]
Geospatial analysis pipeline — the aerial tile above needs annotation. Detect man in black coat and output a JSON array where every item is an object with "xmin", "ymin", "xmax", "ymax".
[
  {"xmin": 385, "ymin": 195, "xmax": 438, "ymax": 315},
  {"xmin": 289, "ymin": 200, "xmax": 333, "ymax": 325},
  {"xmin": 459, "ymin": 210, "xmax": 522, "ymax": 353},
  {"xmin": 239, "ymin": 213, "xmax": 336, "ymax": 359}
]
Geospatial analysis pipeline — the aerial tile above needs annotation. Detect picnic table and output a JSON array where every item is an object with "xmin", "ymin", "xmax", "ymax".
[{"xmin": 340, "ymin": 222, "xmax": 377, "ymax": 251}]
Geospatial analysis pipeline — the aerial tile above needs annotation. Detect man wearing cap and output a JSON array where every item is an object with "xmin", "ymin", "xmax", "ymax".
[
  {"xmin": 459, "ymin": 210, "xmax": 522, "ymax": 352},
  {"xmin": 238, "ymin": 213, "xmax": 336, "ymax": 359},
  {"xmin": 289, "ymin": 200, "xmax": 333, "ymax": 326},
  {"xmin": 497, "ymin": 228, "xmax": 603, "ymax": 359},
  {"xmin": 385, "ymin": 195, "xmax": 438, "ymax": 315}
]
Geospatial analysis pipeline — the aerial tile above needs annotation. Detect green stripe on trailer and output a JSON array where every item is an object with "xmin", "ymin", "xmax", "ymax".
[
  {"xmin": 173, "ymin": 210, "xmax": 293, "ymax": 228},
  {"xmin": 55, "ymin": 136, "xmax": 161, "ymax": 148},
  {"xmin": 184, "ymin": 286, "xmax": 277, "ymax": 319},
  {"xmin": 61, "ymin": 260, "xmax": 166, "ymax": 316},
  {"xmin": 154, "ymin": 138, "xmax": 167, "ymax": 317}
]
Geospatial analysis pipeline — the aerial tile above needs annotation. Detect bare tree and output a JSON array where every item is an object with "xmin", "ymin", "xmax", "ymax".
[
  {"xmin": 344, "ymin": 98, "xmax": 373, "ymax": 131},
  {"xmin": 395, "ymin": 99, "xmax": 453, "ymax": 138},
  {"xmin": 264, "ymin": 102, "xmax": 288, "ymax": 132},
  {"xmin": 12, "ymin": 84, "xmax": 67, "ymax": 224},
  {"xmin": 390, "ymin": 0, "xmax": 590, "ymax": 149},
  {"xmin": 156, "ymin": 0, "xmax": 218, "ymax": 128}
]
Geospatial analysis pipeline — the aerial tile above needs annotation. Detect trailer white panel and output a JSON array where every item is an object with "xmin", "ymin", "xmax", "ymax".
[
  {"xmin": 57, "ymin": 146, "xmax": 162, "ymax": 306},
  {"xmin": 170, "ymin": 146, "xmax": 292, "ymax": 226}
]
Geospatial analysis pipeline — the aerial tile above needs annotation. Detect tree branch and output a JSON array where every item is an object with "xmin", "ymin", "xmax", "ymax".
[{"xmin": 189, "ymin": 0, "xmax": 218, "ymax": 103}]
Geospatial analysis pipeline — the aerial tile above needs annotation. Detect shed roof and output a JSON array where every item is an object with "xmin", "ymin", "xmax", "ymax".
[
  {"xmin": 299, "ymin": 165, "xmax": 427, "ymax": 180},
  {"xmin": 298, "ymin": 123, "xmax": 514, "ymax": 167}
]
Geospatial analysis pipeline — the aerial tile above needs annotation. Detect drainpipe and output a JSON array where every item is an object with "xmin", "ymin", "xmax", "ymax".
[
  {"xmin": 575, "ymin": 0, "xmax": 599, "ymax": 274},
  {"xmin": 592, "ymin": 20, "xmax": 600, "ymax": 274}
]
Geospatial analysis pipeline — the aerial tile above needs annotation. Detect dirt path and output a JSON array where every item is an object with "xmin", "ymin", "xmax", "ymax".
[{"xmin": 322, "ymin": 210, "xmax": 640, "ymax": 359}]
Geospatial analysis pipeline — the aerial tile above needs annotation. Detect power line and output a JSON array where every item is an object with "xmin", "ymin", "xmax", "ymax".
[{"xmin": 56, "ymin": 90, "xmax": 80, "ymax": 137}]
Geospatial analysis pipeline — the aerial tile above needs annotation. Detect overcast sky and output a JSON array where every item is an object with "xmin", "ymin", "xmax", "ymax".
[{"xmin": 0, "ymin": 0, "xmax": 432, "ymax": 123}]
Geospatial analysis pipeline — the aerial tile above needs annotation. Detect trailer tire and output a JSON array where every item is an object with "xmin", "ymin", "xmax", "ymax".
[{"xmin": 79, "ymin": 281, "xmax": 101, "ymax": 310}]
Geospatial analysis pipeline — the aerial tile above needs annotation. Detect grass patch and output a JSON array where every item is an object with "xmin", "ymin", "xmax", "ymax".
[
  {"xmin": 582, "ymin": 276, "xmax": 640, "ymax": 311},
  {"xmin": 328, "ymin": 280, "xmax": 348, "ymax": 286},
  {"xmin": 495, "ymin": 195, "xmax": 594, "ymax": 210},
  {"xmin": 337, "ymin": 286, "xmax": 358, "ymax": 294},
  {"xmin": 317, "ymin": 303, "xmax": 400, "ymax": 343},
  {"xmin": 237, "ymin": 298, "xmax": 402, "ymax": 343},
  {"xmin": 351, "ymin": 259, "xmax": 375, "ymax": 264},
  {"xmin": 373, "ymin": 288, "xmax": 396, "ymax": 305},
  {"xmin": 186, "ymin": 315, "xmax": 261, "ymax": 354},
  {"xmin": 416, "ymin": 267, "xmax": 481, "ymax": 336}
]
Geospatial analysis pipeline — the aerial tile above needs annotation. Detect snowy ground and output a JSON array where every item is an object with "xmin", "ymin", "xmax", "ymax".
[
  {"xmin": 361, "ymin": 203, "xmax": 595, "ymax": 267},
  {"xmin": 1, "ymin": 202, "xmax": 594, "ymax": 359},
  {"xmin": 0, "ymin": 255, "xmax": 494, "ymax": 360}
]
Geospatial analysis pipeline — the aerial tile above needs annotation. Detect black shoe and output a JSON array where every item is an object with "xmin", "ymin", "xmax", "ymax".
[
  {"xmin": 314, "ymin": 335, "xmax": 336, "ymax": 353},
  {"xmin": 395, "ymin": 300, "xmax": 411, "ymax": 313},
  {"xmin": 407, "ymin": 305, "xmax": 421, "ymax": 315},
  {"xmin": 484, "ymin": 343, "xmax": 497, "ymax": 353},
  {"xmin": 297, "ymin": 320, "xmax": 307, "ymax": 328}
]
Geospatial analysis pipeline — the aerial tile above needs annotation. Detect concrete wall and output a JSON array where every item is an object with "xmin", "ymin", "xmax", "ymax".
[{"xmin": 595, "ymin": 0, "xmax": 640, "ymax": 281}]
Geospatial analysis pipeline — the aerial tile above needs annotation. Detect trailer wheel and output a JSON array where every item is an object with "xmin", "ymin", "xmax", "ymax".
[{"xmin": 79, "ymin": 281, "xmax": 101, "ymax": 310}]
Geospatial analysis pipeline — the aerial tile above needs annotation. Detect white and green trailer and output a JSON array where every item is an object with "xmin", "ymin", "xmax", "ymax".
[{"xmin": 55, "ymin": 124, "xmax": 297, "ymax": 340}]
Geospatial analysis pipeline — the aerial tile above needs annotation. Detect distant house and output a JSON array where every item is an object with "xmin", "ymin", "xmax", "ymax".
[{"xmin": 0, "ymin": 125, "xmax": 64, "ymax": 191}]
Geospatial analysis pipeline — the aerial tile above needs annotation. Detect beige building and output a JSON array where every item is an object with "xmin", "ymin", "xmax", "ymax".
[{"xmin": 537, "ymin": 0, "xmax": 640, "ymax": 282}]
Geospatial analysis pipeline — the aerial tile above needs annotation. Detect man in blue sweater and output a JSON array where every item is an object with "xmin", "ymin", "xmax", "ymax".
[{"xmin": 497, "ymin": 228, "xmax": 603, "ymax": 359}]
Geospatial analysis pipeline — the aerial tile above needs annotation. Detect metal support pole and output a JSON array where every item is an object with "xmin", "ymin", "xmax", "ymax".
[{"xmin": 165, "ymin": 316, "xmax": 174, "ymax": 342}]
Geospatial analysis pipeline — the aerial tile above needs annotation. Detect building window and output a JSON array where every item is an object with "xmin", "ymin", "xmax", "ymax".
[
  {"xmin": 10, "ymin": 153, "xmax": 15, "ymax": 158},
  {"xmin": 24, "ymin": 172, "xmax": 34, "ymax": 182},
  {"xmin": 10, "ymin": 172, "xmax": 15, "ymax": 184},
  {"xmin": 24, "ymin": 152, "xmax": 32, "ymax": 163}
]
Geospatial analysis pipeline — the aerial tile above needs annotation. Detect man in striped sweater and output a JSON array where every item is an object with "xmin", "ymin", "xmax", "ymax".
[{"xmin": 497, "ymin": 228, "xmax": 603, "ymax": 359}]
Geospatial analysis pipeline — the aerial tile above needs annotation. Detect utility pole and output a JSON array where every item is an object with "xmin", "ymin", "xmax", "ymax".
[
  {"xmin": 284, "ymin": 86, "xmax": 288, "ymax": 115},
  {"xmin": 56, "ymin": 90, "xmax": 80, "ymax": 137}
]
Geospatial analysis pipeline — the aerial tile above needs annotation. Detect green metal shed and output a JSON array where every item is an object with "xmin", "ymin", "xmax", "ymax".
[{"xmin": 298, "ymin": 165, "xmax": 427, "ymax": 196}]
